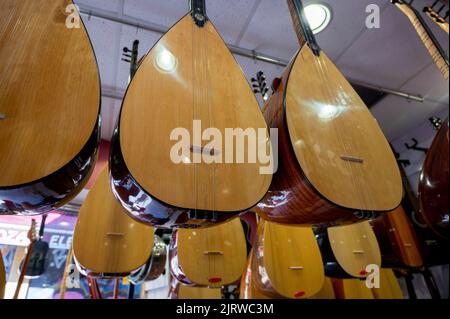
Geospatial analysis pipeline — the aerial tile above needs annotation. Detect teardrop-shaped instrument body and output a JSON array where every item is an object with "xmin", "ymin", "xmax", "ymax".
[
  {"xmin": 419, "ymin": 119, "xmax": 449, "ymax": 240},
  {"xmin": 111, "ymin": 13, "xmax": 272, "ymax": 228},
  {"xmin": 170, "ymin": 217, "xmax": 247, "ymax": 287},
  {"xmin": 257, "ymin": 0, "xmax": 402, "ymax": 225},
  {"xmin": 0, "ymin": 0, "xmax": 101, "ymax": 215},
  {"xmin": 252, "ymin": 221, "xmax": 325, "ymax": 299},
  {"xmin": 73, "ymin": 168, "xmax": 154, "ymax": 277},
  {"xmin": 326, "ymin": 221, "xmax": 381, "ymax": 278}
]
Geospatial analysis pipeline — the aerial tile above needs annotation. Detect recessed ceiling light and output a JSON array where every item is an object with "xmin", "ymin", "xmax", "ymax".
[{"xmin": 304, "ymin": 3, "xmax": 332, "ymax": 34}]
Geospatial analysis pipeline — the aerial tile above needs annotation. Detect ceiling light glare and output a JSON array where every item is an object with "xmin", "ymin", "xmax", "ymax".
[
  {"xmin": 155, "ymin": 49, "xmax": 177, "ymax": 73},
  {"xmin": 304, "ymin": 3, "xmax": 332, "ymax": 34}
]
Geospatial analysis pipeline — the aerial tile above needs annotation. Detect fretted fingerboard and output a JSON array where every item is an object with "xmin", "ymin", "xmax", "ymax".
[
  {"xmin": 287, "ymin": 0, "xmax": 306, "ymax": 46},
  {"xmin": 424, "ymin": 7, "xmax": 450, "ymax": 34},
  {"xmin": 412, "ymin": 17, "xmax": 449, "ymax": 79},
  {"xmin": 396, "ymin": 2, "xmax": 449, "ymax": 80}
]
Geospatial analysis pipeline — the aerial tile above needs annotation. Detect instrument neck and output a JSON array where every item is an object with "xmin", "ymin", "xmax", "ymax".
[
  {"xmin": 38, "ymin": 214, "xmax": 47, "ymax": 239},
  {"xmin": 130, "ymin": 40, "xmax": 139, "ymax": 79},
  {"xmin": 287, "ymin": 0, "xmax": 321, "ymax": 56},
  {"xmin": 392, "ymin": 0, "xmax": 449, "ymax": 80},
  {"xmin": 189, "ymin": 0, "xmax": 208, "ymax": 27}
]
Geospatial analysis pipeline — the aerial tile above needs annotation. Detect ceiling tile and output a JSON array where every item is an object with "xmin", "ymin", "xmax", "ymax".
[
  {"xmin": 74, "ymin": 0, "xmax": 122, "ymax": 13},
  {"xmin": 123, "ymin": 0, "xmax": 188, "ymax": 28},
  {"xmin": 338, "ymin": 0, "xmax": 449, "ymax": 90},
  {"xmin": 371, "ymin": 94, "xmax": 448, "ymax": 141},
  {"xmin": 81, "ymin": 15, "xmax": 122, "ymax": 88}
]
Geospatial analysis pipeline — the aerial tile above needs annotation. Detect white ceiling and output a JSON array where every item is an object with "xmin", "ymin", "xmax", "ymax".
[{"xmin": 73, "ymin": 0, "xmax": 449, "ymax": 143}]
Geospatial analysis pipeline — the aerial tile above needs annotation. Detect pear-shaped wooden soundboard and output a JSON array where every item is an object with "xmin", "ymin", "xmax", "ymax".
[
  {"xmin": 328, "ymin": 221, "xmax": 381, "ymax": 278},
  {"xmin": 113, "ymin": 13, "xmax": 272, "ymax": 223},
  {"xmin": 175, "ymin": 218, "xmax": 247, "ymax": 287},
  {"xmin": 0, "ymin": 251, "xmax": 5, "ymax": 299},
  {"xmin": 254, "ymin": 221, "xmax": 325, "ymax": 299},
  {"xmin": 73, "ymin": 168, "xmax": 154, "ymax": 277},
  {"xmin": 0, "ymin": 0, "xmax": 100, "ymax": 214},
  {"xmin": 372, "ymin": 268, "xmax": 404, "ymax": 299}
]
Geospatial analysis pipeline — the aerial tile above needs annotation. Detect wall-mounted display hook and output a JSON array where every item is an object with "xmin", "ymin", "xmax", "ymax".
[{"xmin": 405, "ymin": 138, "xmax": 428, "ymax": 154}]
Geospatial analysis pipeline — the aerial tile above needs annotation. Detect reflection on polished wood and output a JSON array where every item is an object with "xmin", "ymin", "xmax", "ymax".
[
  {"xmin": 0, "ymin": 251, "xmax": 5, "ymax": 299},
  {"xmin": 257, "ymin": 1, "xmax": 401, "ymax": 225},
  {"xmin": 239, "ymin": 251, "xmax": 272, "ymax": 299},
  {"xmin": 419, "ymin": 119, "xmax": 449, "ymax": 239},
  {"xmin": 372, "ymin": 268, "xmax": 404, "ymax": 299},
  {"xmin": 253, "ymin": 220, "xmax": 324, "ymax": 299},
  {"xmin": 328, "ymin": 221, "xmax": 381, "ymax": 278},
  {"xmin": 172, "ymin": 218, "xmax": 247, "ymax": 287},
  {"xmin": 113, "ymin": 13, "xmax": 271, "ymax": 227},
  {"xmin": 0, "ymin": 0, "xmax": 100, "ymax": 214},
  {"xmin": 73, "ymin": 168, "xmax": 154, "ymax": 277}
]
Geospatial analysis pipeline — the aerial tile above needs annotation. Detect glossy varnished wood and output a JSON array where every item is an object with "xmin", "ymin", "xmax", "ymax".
[
  {"xmin": 327, "ymin": 221, "xmax": 381, "ymax": 278},
  {"xmin": 257, "ymin": 1, "xmax": 401, "ymax": 225},
  {"xmin": 253, "ymin": 221, "xmax": 324, "ymax": 299},
  {"xmin": 285, "ymin": 47, "xmax": 401, "ymax": 211},
  {"xmin": 73, "ymin": 168, "xmax": 154, "ymax": 277},
  {"xmin": 0, "ymin": 251, "xmax": 5, "ymax": 299},
  {"xmin": 129, "ymin": 235, "xmax": 167, "ymax": 284},
  {"xmin": 112, "ymin": 14, "xmax": 271, "ymax": 227},
  {"xmin": 0, "ymin": 0, "xmax": 100, "ymax": 215},
  {"xmin": 372, "ymin": 268, "xmax": 404, "ymax": 299},
  {"xmin": 372, "ymin": 206, "xmax": 423, "ymax": 267},
  {"xmin": 170, "ymin": 218, "xmax": 247, "ymax": 287},
  {"xmin": 239, "ymin": 251, "xmax": 272, "ymax": 299},
  {"xmin": 418, "ymin": 119, "xmax": 449, "ymax": 239}
]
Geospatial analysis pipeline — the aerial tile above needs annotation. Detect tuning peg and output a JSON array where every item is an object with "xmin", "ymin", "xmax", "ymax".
[
  {"xmin": 253, "ymin": 89, "xmax": 260, "ymax": 94},
  {"xmin": 122, "ymin": 58, "xmax": 131, "ymax": 63},
  {"xmin": 251, "ymin": 77, "xmax": 257, "ymax": 83}
]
